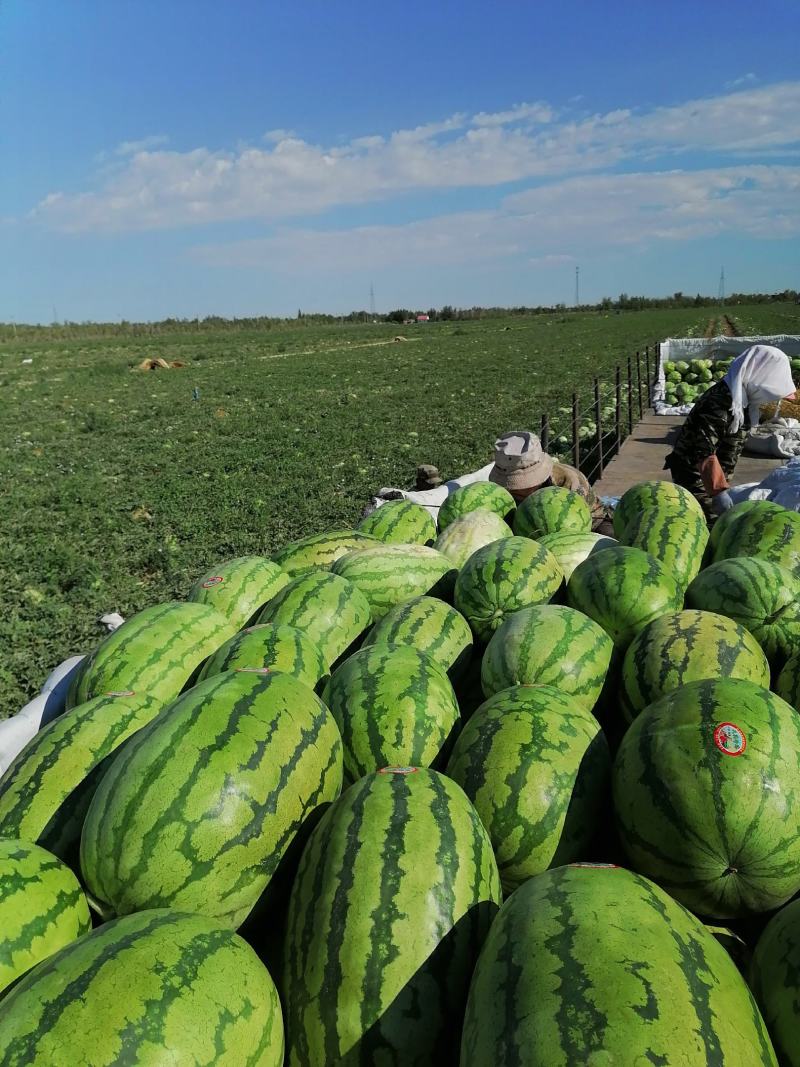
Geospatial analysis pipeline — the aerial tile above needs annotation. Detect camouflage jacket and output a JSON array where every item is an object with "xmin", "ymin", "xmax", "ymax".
[{"xmin": 666, "ymin": 380, "xmax": 747, "ymax": 475}]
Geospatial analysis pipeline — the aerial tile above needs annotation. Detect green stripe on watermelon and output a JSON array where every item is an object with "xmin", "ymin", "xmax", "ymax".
[
  {"xmin": 512, "ymin": 485, "xmax": 591, "ymax": 540},
  {"xmin": 437, "ymin": 482, "xmax": 515, "ymax": 531},
  {"xmin": 66, "ymin": 601, "xmax": 235, "ymax": 711},
  {"xmin": 362, "ymin": 595, "xmax": 473, "ymax": 682},
  {"xmin": 80, "ymin": 670, "xmax": 343, "ymax": 929},
  {"xmin": 257, "ymin": 570, "xmax": 372, "ymax": 668},
  {"xmin": 775, "ymin": 650, "xmax": 800, "ymax": 712},
  {"xmin": 330, "ymin": 544, "xmax": 456, "ymax": 620},
  {"xmin": 620, "ymin": 508, "xmax": 708, "ymax": 591},
  {"xmin": 357, "ymin": 500, "xmax": 436, "ymax": 545},
  {"xmin": 187, "ymin": 555, "xmax": 289, "ymax": 629},
  {"xmin": 197, "ymin": 622, "xmax": 327, "ymax": 689},
  {"xmin": 711, "ymin": 501, "xmax": 800, "ymax": 577},
  {"xmin": 621, "ymin": 609, "xmax": 770, "ymax": 721},
  {"xmin": 481, "ymin": 604, "xmax": 612, "ymax": 710},
  {"xmin": 707, "ymin": 498, "xmax": 765, "ymax": 553},
  {"xmin": 0, "ymin": 691, "xmax": 162, "ymax": 869},
  {"xmin": 446, "ymin": 685, "xmax": 610, "ymax": 892},
  {"xmin": 750, "ymin": 898, "xmax": 800, "ymax": 1067},
  {"xmin": 537, "ymin": 530, "xmax": 617, "ymax": 580},
  {"xmin": 322, "ymin": 646, "xmax": 460, "ymax": 782},
  {"xmin": 454, "ymin": 536, "xmax": 563, "ymax": 643},
  {"xmin": 282, "ymin": 767, "xmax": 501, "ymax": 1065},
  {"xmin": 461, "ymin": 864, "xmax": 777, "ymax": 1065},
  {"xmin": 0, "ymin": 910, "xmax": 284, "ymax": 1065},
  {"xmin": 612, "ymin": 479, "xmax": 706, "ymax": 539},
  {"xmin": 272, "ymin": 529, "xmax": 379, "ymax": 578},
  {"xmin": 433, "ymin": 509, "xmax": 513, "ymax": 569},
  {"xmin": 613, "ymin": 678, "xmax": 800, "ymax": 919},
  {"xmin": 0, "ymin": 839, "xmax": 90, "ymax": 999}
]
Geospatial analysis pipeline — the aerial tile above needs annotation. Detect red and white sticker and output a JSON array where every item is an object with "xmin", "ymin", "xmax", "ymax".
[
  {"xmin": 713, "ymin": 722, "xmax": 747, "ymax": 757},
  {"xmin": 235, "ymin": 667, "xmax": 271, "ymax": 674},
  {"xmin": 201, "ymin": 576, "xmax": 225, "ymax": 588},
  {"xmin": 379, "ymin": 766, "xmax": 419, "ymax": 776},
  {"xmin": 105, "ymin": 690, "xmax": 136, "ymax": 698}
]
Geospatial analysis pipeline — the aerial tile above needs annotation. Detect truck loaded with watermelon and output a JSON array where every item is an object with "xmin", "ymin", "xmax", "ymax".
[{"xmin": 3, "ymin": 474, "xmax": 800, "ymax": 1064}]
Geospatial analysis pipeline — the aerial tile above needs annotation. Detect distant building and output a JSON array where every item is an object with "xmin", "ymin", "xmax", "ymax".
[{"xmin": 416, "ymin": 314, "xmax": 430, "ymax": 323}]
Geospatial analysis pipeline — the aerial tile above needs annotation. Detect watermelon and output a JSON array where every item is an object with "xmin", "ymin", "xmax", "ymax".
[
  {"xmin": 330, "ymin": 544, "xmax": 456, "ymax": 620},
  {"xmin": 620, "ymin": 508, "xmax": 708, "ymax": 590},
  {"xmin": 81, "ymin": 670, "xmax": 343, "ymax": 928},
  {"xmin": 0, "ymin": 839, "xmax": 90, "ymax": 999},
  {"xmin": 566, "ymin": 545, "xmax": 683, "ymax": 653},
  {"xmin": 454, "ymin": 536, "xmax": 563, "ymax": 643},
  {"xmin": 357, "ymin": 499, "xmax": 436, "ymax": 545},
  {"xmin": 537, "ymin": 530, "xmax": 617, "ymax": 580},
  {"xmin": 750, "ymin": 898, "xmax": 800, "ymax": 1067},
  {"xmin": 282, "ymin": 767, "xmax": 501, "ymax": 1065},
  {"xmin": 775, "ymin": 650, "xmax": 800, "ymax": 711},
  {"xmin": 437, "ymin": 481, "xmax": 515, "ymax": 531},
  {"xmin": 711, "ymin": 500, "xmax": 800, "ymax": 576},
  {"xmin": 66, "ymin": 601, "xmax": 235, "ymax": 711},
  {"xmin": 0, "ymin": 691, "xmax": 163, "ymax": 868},
  {"xmin": 461, "ymin": 864, "xmax": 777, "ymax": 1065},
  {"xmin": 686, "ymin": 557, "xmax": 800, "ymax": 665},
  {"xmin": 361, "ymin": 595, "xmax": 473, "ymax": 682},
  {"xmin": 197, "ymin": 622, "xmax": 327, "ymax": 689},
  {"xmin": 612, "ymin": 478, "xmax": 706, "ymax": 539},
  {"xmin": 433, "ymin": 508, "xmax": 513, "ymax": 568},
  {"xmin": 272, "ymin": 528, "xmax": 379, "ymax": 578},
  {"xmin": 512, "ymin": 485, "xmax": 591, "ymax": 540},
  {"xmin": 187, "ymin": 555, "xmax": 289, "ymax": 629},
  {"xmin": 257, "ymin": 570, "xmax": 371, "ymax": 668},
  {"xmin": 322, "ymin": 645, "xmax": 460, "ymax": 782},
  {"xmin": 0, "ymin": 910, "xmax": 284, "ymax": 1065},
  {"xmin": 621, "ymin": 609, "xmax": 770, "ymax": 720},
  {"xmin": 446, "ymin": 686, "xmax": 610, "ymax": 892},
  {"xmin": 707, "ymin": 498, "xmax": 764, "ymax": 553},
  {"xmin": 481, "ymin": 604, "xmax": 612, "ymax": 710},
  {"xmin": 613, "ymin": 678, "xmax": 800, "ymax": 919}
]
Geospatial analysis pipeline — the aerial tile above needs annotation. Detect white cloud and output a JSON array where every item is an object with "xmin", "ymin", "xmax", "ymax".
[
  {"xmin": 29, "ymin": 82, "xmax": 800, "ymax": 234},
  {"xmin": 725, "ymin": 72, "xmax": 758, "ymax": 90},
  {"xmin": 115, "ymin": 135, "xmax": 169, "ymax": 156}
]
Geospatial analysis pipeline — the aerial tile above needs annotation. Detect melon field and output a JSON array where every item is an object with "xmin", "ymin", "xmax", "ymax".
[{"xmin": 4, "ymin": 301, "xmax": 798, "ymax": 717}]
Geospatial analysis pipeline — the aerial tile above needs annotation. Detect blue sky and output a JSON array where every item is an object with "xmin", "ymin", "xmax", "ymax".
[{"xmin": 2, "ymin": 0, "xmax": 799, "ymax": 323}]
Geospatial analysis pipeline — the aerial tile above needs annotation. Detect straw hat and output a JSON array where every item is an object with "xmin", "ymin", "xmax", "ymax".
[{"xmin": 488, "ymin": 431, "xmax": 554, "ymax": 493}]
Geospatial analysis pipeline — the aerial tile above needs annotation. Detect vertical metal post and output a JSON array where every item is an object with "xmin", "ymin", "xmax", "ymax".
[
  {"xmin": 636, "ymin": 350, "xmax": 643, "ymax": 418},
  {"xmin": 645, "ymin": 345, "xmax": 651, "ymax": 398},
  {"xmin": 615, "ymin": 365, "xmax": 622, "ymax": 456},
  {"xmin": 572, "ymin": 392, "xmax": 580, "ymax": 469},
  {"xmin": 627, "ymin": 358, "xmax": 634, "ymax": 436},
  {"xmin": 540, "ymin": 412, "xmax": 550, "ymax": 454},
  {"xmin": 594, "ymin": 378, "xmax": 603, "ymax": 481}
]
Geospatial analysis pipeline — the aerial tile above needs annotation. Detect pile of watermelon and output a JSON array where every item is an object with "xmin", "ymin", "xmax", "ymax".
[
  {"xmin": 3, "ymin": 482, "xmax": 800, "ymax": 1064},
  {"xmin": 663, "ymin": 354, "xmax": 800, "ymax": 409}
]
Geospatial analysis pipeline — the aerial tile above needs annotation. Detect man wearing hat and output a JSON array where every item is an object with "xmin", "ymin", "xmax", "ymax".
[{"xmin": 489, "ymin": 430, "xmax": 604, "ymax": 526}]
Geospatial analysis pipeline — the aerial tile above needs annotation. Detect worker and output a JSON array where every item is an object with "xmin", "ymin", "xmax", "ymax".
[
  {"xmin": 488, "ymin": 430, "xmax": 605, "ymax": 528},
  {"xmin": 664, "ymin": 344, "xmax": 796, "ymax": 517}
]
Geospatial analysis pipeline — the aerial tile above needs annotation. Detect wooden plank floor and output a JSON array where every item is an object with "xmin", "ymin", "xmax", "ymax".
[{"xmin": 592, "ymin": 411, "xmax": 783, "ymax": 499}]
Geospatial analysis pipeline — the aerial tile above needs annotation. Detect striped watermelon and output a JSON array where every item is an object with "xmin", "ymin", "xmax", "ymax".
[
  {"xmin": 66, "ymin": 601, "xmax": 235, "ymax": 711},
  {"xmin": 438, "ymin": 481, "xmax": 515, "ymax": 531},
  {"xmin": 0, "ymin": 839, "xmax": 90, "ymax": 999},
  {"xmin": 282, "ymin": 767, "xmax": 501, "ymax": 1065},
  {"xmin": 612, "ymin": 479, "xmax": 705, "ymax": 539},
  {"xmin": 0, "ymin": 910, "xmax": 284, "ymax": 1065},
  {"xmin": 775, "ymin": 651, "xmax": 800, "ymax": 711},
  {"xmin": 538, "ymin": 530, "xmax": 617, "ymax": 580},
  {"xmin": 257, "ymin": 570, "xmax": 371, "ymax": 668},
  {"xmin": 81, "ymin": 670, "xmax": 342, "ymax": 928},
  {"xmin": 461, "ymin": 864, "xmax": 777, "ymax": 1066},
  {"xmin": 566, "ymin": 545, "xmax": 683, "ymax": 653},
  {"xmin": 711, "ymin": 501, "xmax": 800, "ymax": 576},
  {"xmin": 0, "ymin": 691, "xmax": 163, "ymax": 868},
  {"xmin": 357, "ymin": 500, "xmax": 436, "ymax": 545},
  {"xmin": 454, "ymin": 536, "xmax": 563, "ymax": 643},
  {"xmin": 621, "ymin": 609, "xmax": 770, "ymax": 720},
  {"xmin": 620, "ymin": 508, "xmax": 708, "ymax": 590},
  {"xmin": 272, "ymin": 528, "xmax": 379, "ymax": 578},
  {"xmin": 433, "ymin": 509, "xmax": 512, "ymax": 568},
  {"xmin": 322, "ymin": 645, "xmax": 460, "ymax": 782},
  {"xmin": 613, "ymin": 678, "xmax": 800, "ymax": 919},
  {"xmin": 513, "ymin": 485, "xmax": 591, "ymax": 540},
  {"xmin": 707, "ymin": 497, "xmax": 764, "ymax": 553},
  {"xmin": 686, "ymin": 557, "xmax": 800, "ymax": 665},
  {"xmin": 330, "ymin": 544, "xmax": 456, "ymax": 620},
  {"xmin": 481, "ymin": 604, "xmax": 612, "ymax": 709},
  {"xmin": 197, "ymin": 622, "xmax": 327, "ymax": 689},
  {"xmin": 188, "ymin": 555, "xmax": 289, "ymax": 628},
  {"xmin": 361, "ymin": 595, "xmax": 473, "ymax": 682},
  {"xmin": 446, "ymin": 686, "xmax": 610, "ymax": 892},
  {"xmin": 750, "ymin": 898, "xmax": 800, "ymax": 1067}
]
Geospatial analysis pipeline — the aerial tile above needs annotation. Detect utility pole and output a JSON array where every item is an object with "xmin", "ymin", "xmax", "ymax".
[
  {"xmin": 718, "ymin": 267, "xmax": 725, "ymax": 305},
  {"xmin": 575, "ymin": 266, "xmax": 580, "ymax": 308},
  {"xmin": 369, "ymin": 282, "xmax": 376, "ymax": 321}
]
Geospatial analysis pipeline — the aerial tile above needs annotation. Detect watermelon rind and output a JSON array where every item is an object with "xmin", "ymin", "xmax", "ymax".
[
  {"xmin": 272, "ymin": 529, "xmax": 379, "ymax": 578},
  {"xmin": 750, "ymin": 898, "xmax": 800, "ymax": 1067},
  {"xmin": 197, "ymin": 622, "xmax": 327, "ymax": 689},
  {"xmin": 711, "ymin": 501, "xmax": 800, "ymax": 577},
  {"xmin": 512, "ymin": 485, "xmax": 591, "ymax": 540},
  {"xmin": 620, "ymin": 508, "xmax": 708, "ymax": 591},
  {"xmin": 612, "ymin": 479, "xmax": 705, "ymax": 539},
  {"xmin": 357, "ymin": 500, "xmax": 436, "ymax": 545},
  {"xmin": 331, "ymin": 544, "xmax": 456, "ymax": 620},
  {"xmin": 433, "ymin": 508, "xmax": 513, "ymax": 569},
  {"xmin": 537, "ymin": 530, "xmax": 617, "ymax": 581},
  {"xmin": 437, "ymin": 482, "xmax": 515, "ymax": 532},
  {"xmin": 361, "ymin": 595, "xmax": 473, "ymax": 682},
  {"xmin": 187, "ymin": 555, "xmax": 289, "ymax": 629}
]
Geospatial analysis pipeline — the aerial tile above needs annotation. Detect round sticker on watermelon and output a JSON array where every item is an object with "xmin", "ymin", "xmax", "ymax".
[
  {"xmin": 713, "ymin": 722, "xmax": 747, "ymax": 756},
  {"xmin": 201, "ymin": 576, "xmax": 225, "ymax": 588},
  {"xmin": 379, "ymin": 766, "xmax": 419, "ymax": 775}
]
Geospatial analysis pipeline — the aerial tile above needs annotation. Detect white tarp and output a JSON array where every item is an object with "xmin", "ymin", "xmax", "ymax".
[
  {"xmin": 653, "ymin": 334, "xmax": 800, "ymax": 415},
  {"xmin": 368, "ymin": 462, "xmax": 495, "ymax": 521}
]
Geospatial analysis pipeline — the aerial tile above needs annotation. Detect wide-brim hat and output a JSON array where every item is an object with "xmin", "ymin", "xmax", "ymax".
[{"xmin": 488, "ymin": 430, "xmax": 554, "ymax": 492}]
